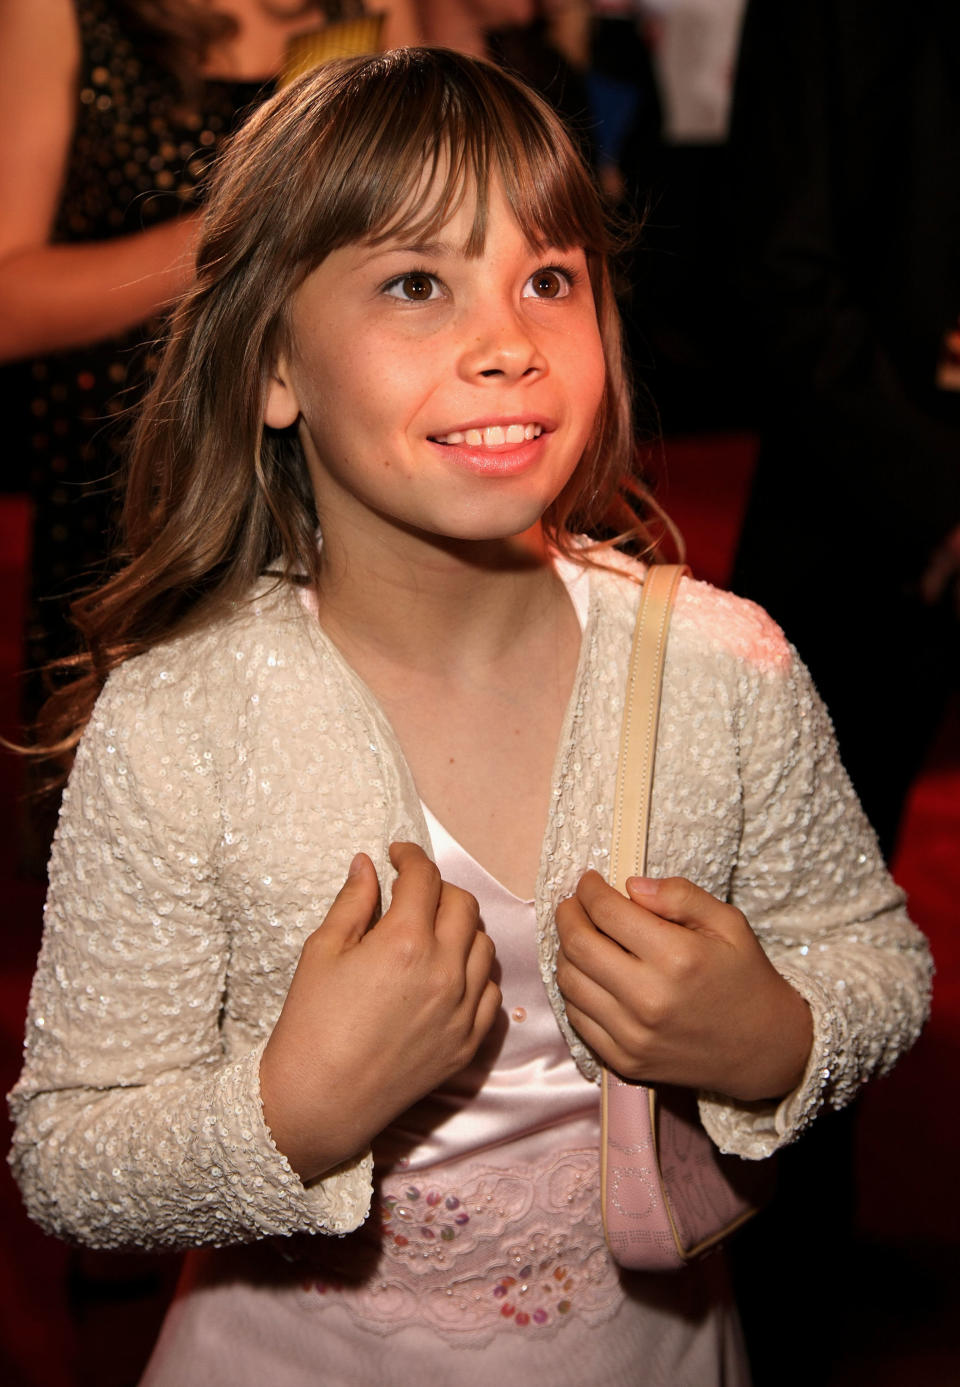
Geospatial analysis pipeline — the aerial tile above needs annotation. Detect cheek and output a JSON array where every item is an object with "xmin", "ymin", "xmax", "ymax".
[
  {"xmin": 574, "ymin": 335, "xmax": 607, "ymax": 435},
  {"xmin": 301, "ymin": 337, "xmax": 423, "ymax": 434},
  {"xmin": 589, "ymin": 351, "xmax": 607, "ymax": 415}
]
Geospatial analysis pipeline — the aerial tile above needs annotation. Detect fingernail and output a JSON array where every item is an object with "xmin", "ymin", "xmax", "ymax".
[
  {"xmin": 626, "ymin": 875, "xmax": 657, "ymax": 896},
  {"xmin": 348, "ymin": 853, "xmax": 366, "ymax": 878}
]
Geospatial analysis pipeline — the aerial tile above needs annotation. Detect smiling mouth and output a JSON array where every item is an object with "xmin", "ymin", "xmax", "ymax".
[{"xmin": 430, "ymin": 423, "xmax": 543, "ymax": 446}]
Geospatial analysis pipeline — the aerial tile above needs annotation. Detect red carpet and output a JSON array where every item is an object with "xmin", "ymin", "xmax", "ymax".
[{"xmin": 2, "ymin": 437, "xmax": 958, "ymax": 1384}]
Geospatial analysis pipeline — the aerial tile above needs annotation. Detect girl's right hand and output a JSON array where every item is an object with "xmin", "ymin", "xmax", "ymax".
[{"xmin": 259, "ymin": 842, "xmax": 500, "ymax": 1183}]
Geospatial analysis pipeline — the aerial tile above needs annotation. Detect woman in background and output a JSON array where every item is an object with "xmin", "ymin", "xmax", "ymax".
[{"xmin": 0, "ymin": 0, "xmax": 419, "ymax": 756}]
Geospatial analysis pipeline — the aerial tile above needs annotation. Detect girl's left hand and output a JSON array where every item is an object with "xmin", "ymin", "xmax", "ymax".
[{"xmin": 556, "ymin": 873, "xmax": 813, "ymax": 1103}]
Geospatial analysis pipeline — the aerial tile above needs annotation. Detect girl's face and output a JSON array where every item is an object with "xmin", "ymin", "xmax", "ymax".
[{"xmin": 264, "ymin": 178, "xmax": 605, "ymax": 558}]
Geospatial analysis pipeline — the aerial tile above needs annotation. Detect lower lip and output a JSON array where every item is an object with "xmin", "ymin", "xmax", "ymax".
[{"xmin": 428, "ymin": 434, "xmax": 547, "ymax": 477}]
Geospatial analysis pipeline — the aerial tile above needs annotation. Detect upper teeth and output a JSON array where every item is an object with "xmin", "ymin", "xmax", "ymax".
[{"xmin": 434, "ymin": 423, "xmax": 542, "ymax": 446}]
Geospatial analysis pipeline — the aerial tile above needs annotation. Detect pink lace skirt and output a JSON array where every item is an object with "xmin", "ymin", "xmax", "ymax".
[{"xmin": 141, "ymin": 1142, "xmax": 748, "ymax": 1386}]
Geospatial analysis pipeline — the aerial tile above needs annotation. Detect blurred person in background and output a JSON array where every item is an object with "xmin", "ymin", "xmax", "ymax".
[
  {"xmin": 728, "ymin": 0, "xmax": 959, "ymax": 865},
  {"xmin": 724, "ymin": 4, "xmax": 959, "ymax": 1383},
  {"xmin": 416, "ymin": 0, "xmax": 536, "ymax": 55},
  {"xmin": 418, "ymin": 0, "xmax": 595, "ymax": 150},
  {"xmin": 0, "ymin": 0, "xmax": 419, "ymax": 713},
  {"xmin": 613, "ymin": 0, "xmax": 748, "ymax": 433},
  {"xmin": 0, "ymin": 0, "xmax": 419, "ymax": 858}
]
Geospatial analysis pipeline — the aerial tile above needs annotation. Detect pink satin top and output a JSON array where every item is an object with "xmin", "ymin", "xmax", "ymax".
[{"xmin": 375, "ymin": 803, "xmax": 599, "ymax": 1174}]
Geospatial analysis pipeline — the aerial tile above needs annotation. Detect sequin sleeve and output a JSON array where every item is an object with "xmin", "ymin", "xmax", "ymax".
[
  {"xmin": 696, "ymin": 613, "xmax": 933, "ymax": 1158},
  {"xmin": 7, "ymin": 668, "xmax": 373, "ymax": 1250}
]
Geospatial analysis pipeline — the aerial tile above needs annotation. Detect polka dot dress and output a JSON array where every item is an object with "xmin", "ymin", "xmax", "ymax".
[{"xmin": 14, "ymin": 0, "xmax": 271, "ymax": 711}]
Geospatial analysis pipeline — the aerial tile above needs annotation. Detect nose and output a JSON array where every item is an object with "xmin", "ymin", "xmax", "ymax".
[{"xmin": 457, "ymin": 301, "xmax": 547, "ymax": 384}]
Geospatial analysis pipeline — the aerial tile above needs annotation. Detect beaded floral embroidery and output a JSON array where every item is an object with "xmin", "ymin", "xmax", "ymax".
[
  {"xmin": 381, "ymin": 1187, "xmax": 471, "ymax": 1249},
  {"xmin": 297, "ymin": 1150, "xmax": 621, "ymax": 1345},
  {"xmin": 490, "ymin": 1261, "xmax": 577, "ymax": 1327}
]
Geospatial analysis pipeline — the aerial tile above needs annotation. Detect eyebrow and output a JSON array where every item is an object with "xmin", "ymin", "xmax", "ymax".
[
  {"xmin": 356, "ymin": 233, "xmax": 565, "ymax": 267},
  {"xmin": 354, "ymin": 234, "xmax": 455, "ymax": 260}
]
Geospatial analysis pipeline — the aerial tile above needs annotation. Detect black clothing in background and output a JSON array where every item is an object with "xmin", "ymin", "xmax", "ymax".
[
  {"xmin": 726, "ymin": 5, "xmax": 958, "ymax": 1385},
  {"xmin": 728, "ymin": 0, "xmax": 960, "ymax": 860}
]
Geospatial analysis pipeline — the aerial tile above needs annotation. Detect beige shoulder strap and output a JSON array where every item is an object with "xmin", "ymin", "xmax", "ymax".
[{"xmin": 609, "ymin": 564, "xmax": 689, "ymax": 892}]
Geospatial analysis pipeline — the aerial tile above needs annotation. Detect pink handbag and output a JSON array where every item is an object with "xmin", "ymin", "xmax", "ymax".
[{"xmin": 600, "ymin": 564, "xmax": 772, "ymax": 1271}]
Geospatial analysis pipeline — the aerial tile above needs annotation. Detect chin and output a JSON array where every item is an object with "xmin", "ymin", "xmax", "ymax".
[
  {"xmin": 423, "ymin": 511, "xmax": 551, "ymax": 548},
  {"xmin": 420, "ymin": 488, "xmax": 566, "ymax": 545}
]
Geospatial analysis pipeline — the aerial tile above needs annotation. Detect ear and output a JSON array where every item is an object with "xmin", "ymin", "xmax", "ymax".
[{"xmin": 263, "ymin": 354, "xmax": 301, "ymax": 430}]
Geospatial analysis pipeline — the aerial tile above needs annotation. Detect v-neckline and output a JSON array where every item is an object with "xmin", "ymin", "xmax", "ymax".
[
  {"xmin": 295, "ymin": 555, "xmax": 594, "ymax": 903},
  {"xmin": 420, "ymin": 800, "xmax": 535, "ymax": 906}
]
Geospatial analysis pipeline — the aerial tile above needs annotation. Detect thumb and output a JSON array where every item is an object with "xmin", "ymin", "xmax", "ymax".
[
  {"xmin": 625, "ymin": 875, "xmax": 737, "ymax": 937},
  {"xmin": 319, "ymin": 852, "xmax": 381, "ymax": 948}
]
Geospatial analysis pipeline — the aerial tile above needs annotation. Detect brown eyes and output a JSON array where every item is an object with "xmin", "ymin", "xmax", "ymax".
[
  {"xmin": 383, "ymin": 266, "xmax": 574, "ymax": 302},
  {"xmin": 521, "ymin": 266, "xmax": 575, "ymax": 300},
  {"xmin": 398, "ymin": 273, "xmax": 435, "ymax": 300},
  {"xmin": 384, "ymin": 272, "xmax": 441, "ymax": 301},
  {"xmin": 528, "ymin": 270, "xmax": 563, "ymax": 298}
]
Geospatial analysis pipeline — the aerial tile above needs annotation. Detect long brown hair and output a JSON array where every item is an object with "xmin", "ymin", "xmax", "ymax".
[{"xmin": 39, "ymin": 46, "xmax": 666, "ymax": 764}]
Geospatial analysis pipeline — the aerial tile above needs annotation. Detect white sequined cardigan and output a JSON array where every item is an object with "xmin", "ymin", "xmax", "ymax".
[{"xmin": 8, "ymin": 560, "xmax": 932, "ymax": 1250}]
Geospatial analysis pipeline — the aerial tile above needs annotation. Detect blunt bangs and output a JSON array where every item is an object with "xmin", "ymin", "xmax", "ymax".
[
  {"xmin": 350, "ymin": 54, "xmax": 608, "ymax": 266},
  {"xmin": 242, "ymin": 47, "xmax": 610, "ymax": 284}
]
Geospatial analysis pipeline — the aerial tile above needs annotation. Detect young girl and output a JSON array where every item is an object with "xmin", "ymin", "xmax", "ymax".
[{"xmin": 9, "ymin": 47, "xmax": 931, "ymax": 1387}]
